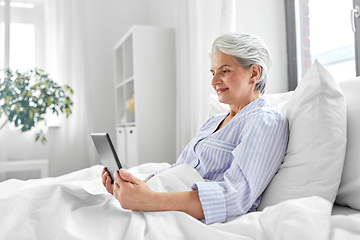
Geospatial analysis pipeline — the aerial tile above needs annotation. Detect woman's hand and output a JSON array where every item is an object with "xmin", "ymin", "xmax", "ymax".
[
  {"xmin": 101, "ymin": 168, "xmax": 114, "ymax": 194},
  {"xmin": 113, "ymin": 169, "xmax": 156, "ymax": 211},
  {"xmin": 102, "ymin": 168, "xmax": 148, "ymax": 195}
]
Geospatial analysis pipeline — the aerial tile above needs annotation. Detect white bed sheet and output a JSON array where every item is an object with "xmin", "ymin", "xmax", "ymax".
[{"xmin": 1, "ymin": 163, "xmax": 360, "ymax": 240}]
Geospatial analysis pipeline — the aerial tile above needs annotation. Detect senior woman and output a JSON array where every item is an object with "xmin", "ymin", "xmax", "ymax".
[{"xmin": 102, "ymin": 33, "xmax": 289, "ymax": 224}]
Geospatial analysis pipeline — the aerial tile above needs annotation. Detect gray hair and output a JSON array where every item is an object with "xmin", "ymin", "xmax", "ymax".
[{"xmin": 210, "ymin": 33, "xmax": 272, "ymax": 95}]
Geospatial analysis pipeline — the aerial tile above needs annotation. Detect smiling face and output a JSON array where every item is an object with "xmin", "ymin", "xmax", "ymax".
[{"xmin": 210, "ymin": 51, "xmax": 260, "ymax": 112}]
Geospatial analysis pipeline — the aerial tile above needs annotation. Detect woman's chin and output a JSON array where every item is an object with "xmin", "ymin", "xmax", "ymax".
[{"xmin": 217, "ymin": 98, "xmax": 228, "ymax": 105}]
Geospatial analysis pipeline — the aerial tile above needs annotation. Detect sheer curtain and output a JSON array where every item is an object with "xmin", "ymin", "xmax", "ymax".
[
  {"xmin": 175, "ymin": 0, "xmax": 236, "ymax": 156},
  {"xmin": 44, "ymin": 0, "xmax": 96, "ymax": 175}
]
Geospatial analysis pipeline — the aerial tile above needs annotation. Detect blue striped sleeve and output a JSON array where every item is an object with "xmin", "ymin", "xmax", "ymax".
[{"xmin": 192, "ymin": 181, "xmax": 226, "ymax": 223}]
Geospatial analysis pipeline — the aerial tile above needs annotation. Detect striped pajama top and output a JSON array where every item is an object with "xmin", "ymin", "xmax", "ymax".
[{"xmin": 155, "ymin": 96, "xmax": 288, "ymax": 224}]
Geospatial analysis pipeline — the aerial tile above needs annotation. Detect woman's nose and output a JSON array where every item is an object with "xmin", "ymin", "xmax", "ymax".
[{"xmin": 211, "ymin": 74, "xmax": 220, "ymax": 86}]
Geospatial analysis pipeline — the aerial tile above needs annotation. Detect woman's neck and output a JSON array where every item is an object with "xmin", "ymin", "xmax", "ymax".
[{"xmin": 228, "ymin": 94, "xmax": 260, "ymax": 117}]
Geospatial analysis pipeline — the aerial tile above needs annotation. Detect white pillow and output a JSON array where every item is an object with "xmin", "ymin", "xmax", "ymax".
[
  {"xmin": 335, "ymin": 77, "xmax": 360, "ymax": 210},
  {"xmin": 257, "ymin": 60, "xmax": 347, "ymax": 210}
]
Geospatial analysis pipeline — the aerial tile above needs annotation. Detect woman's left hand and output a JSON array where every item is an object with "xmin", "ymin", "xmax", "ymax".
[{"xmin": 113, "ymin": 169, "xmax": 156, "ymax": 211}]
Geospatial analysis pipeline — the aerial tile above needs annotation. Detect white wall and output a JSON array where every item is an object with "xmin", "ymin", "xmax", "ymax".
[
  {"xmin": 148, "ymin": 0, "xmax": 177, "ymax": 28},
  {"xmin": 235, "ymin": 0, "xmax": 288, "ymax": 93},
  {"xmin": 84, "ymin": 0, "xmax": 149, "ymax": 151}
]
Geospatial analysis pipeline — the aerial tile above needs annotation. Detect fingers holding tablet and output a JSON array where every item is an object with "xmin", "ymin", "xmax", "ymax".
[{"xmin": 102, "ymin": 168, "xmax": 115, "ymax": 194}]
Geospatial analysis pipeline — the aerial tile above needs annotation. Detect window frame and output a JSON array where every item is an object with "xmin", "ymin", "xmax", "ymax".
[
  {"xmin": 284, "ymin": 0, "xmax": 298, "ymax": 91},
  {"xmin": 354, "ymin": 0, "xmax": 360, "ymax": 75}
]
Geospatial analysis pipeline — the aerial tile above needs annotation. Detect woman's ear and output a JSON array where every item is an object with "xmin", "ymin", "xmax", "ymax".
[{"xmin": 250, "ymin": 64, "xmax": 262, "ymax": 83}]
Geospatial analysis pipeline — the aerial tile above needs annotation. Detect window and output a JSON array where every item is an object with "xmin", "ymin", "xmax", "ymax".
[
  {"xmin": 0, "ymin": 0, "xmax": 44, "ymax": 71},
  {"xmin": 286, "ymin": 0, "xmax": 360, "ymax": 87},
  {"xmin": 9, "ymin": 23, "xmax": 36, "ymax": 71}
]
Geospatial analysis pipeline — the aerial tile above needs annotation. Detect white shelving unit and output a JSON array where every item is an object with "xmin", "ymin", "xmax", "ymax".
[{"xmin": 113, "ymin": 25, "xmax": 176, "ymax": 168}]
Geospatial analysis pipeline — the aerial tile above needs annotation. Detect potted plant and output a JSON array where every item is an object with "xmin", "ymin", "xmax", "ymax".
[{"xmin": 0, "ymin": 68, "xmax": 74, "ymax": 144}]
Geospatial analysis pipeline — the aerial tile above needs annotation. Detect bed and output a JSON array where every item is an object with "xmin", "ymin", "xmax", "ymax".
[{"xmin": 1, "ymin": 61, "xmax": 360, "ymax": 240}]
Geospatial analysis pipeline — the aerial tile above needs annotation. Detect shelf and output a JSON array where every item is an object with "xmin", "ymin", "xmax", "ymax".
[
  {"xmin": 123, "ymin": 36, "xmax": 134, "ymax": 80},
  {"xmin": 115, "ymin": 47, "xmax": 124, "ymax": 85},
  {"xmin": 117, "ymin": 122, "xmax": 136, "ymax": 127},
  {"xmin": 115, "ymin": 86, "xmax": 125, "ymax": 125},
  {"xmin": 115, "ymin": 76, "xmax": 134, "ymax": 89},
  {"xmin": 114, "ymin": 35, "xmax": 133, "ymax": 85},
  {"xmin": 113, "ymin": 25, "xmax": 176, "ymax": 167},
  {"xmin": 115, "ymin": 80, "xmax": 135, "ymax": 125},
  {"xmin": 124, "ymin": 81, "xmax": 135, "ymax": 123}
]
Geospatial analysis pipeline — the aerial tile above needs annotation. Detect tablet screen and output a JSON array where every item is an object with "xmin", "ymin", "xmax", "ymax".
[{"xmin": 91, "ymin": 133, "xmax": 122, "ymax": 183}]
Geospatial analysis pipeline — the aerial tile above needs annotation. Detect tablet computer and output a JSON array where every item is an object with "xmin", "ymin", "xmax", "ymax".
[{"xmin": 91, "ymin": 133, "xmax": 122, "ymax": 183}]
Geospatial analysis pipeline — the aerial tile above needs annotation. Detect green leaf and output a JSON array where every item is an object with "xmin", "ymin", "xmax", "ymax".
[
  {"xmin": 8, "ymin": 112, "xmax": 15, "ymax": 122},
  {"xmin": 5, "ymin": 96, "xmax": 11, "ymax": 105},
  {"xmin": 29, "ymin": 109, "xmax": 33, "ymax": 119},
  {"xmin": 65, "ymin": 106, "xmax": 71, "ymax": 117},
  {"xmin": 63, "ymin": 85, "xmax": 74, "ymax": 94},
  {"xmin": 65, "ymin": 97, "xmax": 72, "ymax": 105}
]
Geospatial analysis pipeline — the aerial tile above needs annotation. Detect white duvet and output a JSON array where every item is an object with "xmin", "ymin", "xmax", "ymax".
[{"xmin": 1, "ymin": 163, "xmax": 359, "ymax": 240}]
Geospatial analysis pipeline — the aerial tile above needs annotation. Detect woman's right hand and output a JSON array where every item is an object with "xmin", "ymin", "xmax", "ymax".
[{"xmin": 102, "ymin": 168, "xmax": 114, "ymax": 194}]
